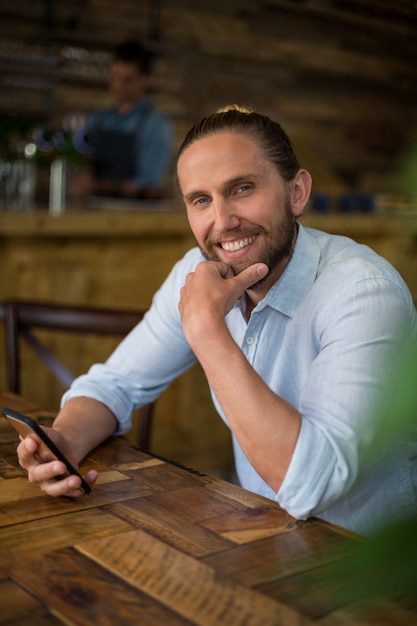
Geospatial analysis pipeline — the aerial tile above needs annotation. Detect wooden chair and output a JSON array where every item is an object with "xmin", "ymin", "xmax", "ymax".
[{"xmin": 0, "ymin": 299, "xmax": 154, "ymax": 449}]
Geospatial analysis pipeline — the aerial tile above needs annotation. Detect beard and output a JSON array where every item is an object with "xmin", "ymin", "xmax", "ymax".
[{"xmin": 199, "ymin": 198, "xmax": 297, "ymax": 289}]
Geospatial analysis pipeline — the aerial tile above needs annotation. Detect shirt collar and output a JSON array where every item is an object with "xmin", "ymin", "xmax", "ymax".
[{"xmin": 254, "ymin": 223, "xmax": 321, "ymax": 317}]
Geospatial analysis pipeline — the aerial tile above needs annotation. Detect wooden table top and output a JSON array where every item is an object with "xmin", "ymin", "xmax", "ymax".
[{"xmin": 0, "ymin": 390, "xmax": 415, "ymax": 625}]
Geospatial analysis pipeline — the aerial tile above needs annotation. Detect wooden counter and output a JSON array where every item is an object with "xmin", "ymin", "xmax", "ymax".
[
  {"xmin": 1, "ymin": 207, "xmax": 417, "ymax": 473},
  {"xmin": 0, "ymin": 203, "xmax": 189, "ymax": 238}
]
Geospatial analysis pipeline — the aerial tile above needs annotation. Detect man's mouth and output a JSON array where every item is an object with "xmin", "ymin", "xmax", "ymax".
[{"xmin": 219, "ymin": 235, "xmax": 257, "ymax": 252}]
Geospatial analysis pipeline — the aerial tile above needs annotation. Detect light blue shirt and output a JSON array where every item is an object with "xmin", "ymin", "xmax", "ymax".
[{"xmin": 62, "ymin": 225, "xmax": 417, "ymax": 535}]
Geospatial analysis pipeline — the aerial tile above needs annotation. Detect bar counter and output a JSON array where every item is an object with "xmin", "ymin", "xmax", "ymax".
[
  {"xmin": 0, "ymin": 201, "xmax": 189, "ymax": 237},
  {"xmin": 1, "ymin": 203, "xmax": 417, "ymax": 238},
  {"xmin": 1, "ymin": 391, "xmax": 415, "ymax": 625}
]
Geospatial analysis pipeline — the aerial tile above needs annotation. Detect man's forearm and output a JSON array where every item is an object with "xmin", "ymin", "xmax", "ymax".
[
  {"xmin": 194, "ymin": 325, "xmax": 301, "ymax": 492},
  {"xmin": 52, "ymin": 397, "xmax": 118, "ymax": 464}
]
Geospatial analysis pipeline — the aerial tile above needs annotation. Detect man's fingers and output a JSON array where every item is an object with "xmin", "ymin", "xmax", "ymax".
[
  {"xmin": 17, "ymin": 434, "xmax": 41, "ymax": 467},
  {"xmin": 40, "ymin": 469, "xmax": 98, "ymax": 498},
  {"xmin": 217, "ymin": 262, "xmax": 235, "ymax": 279},
  {"xmin": 234, "ymin": 263, "xmax": 269, "ymax": 291}
]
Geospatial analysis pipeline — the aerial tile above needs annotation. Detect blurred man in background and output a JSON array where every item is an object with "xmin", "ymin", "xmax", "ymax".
[{"xmin": 71, "ymin": 40, "xmax": 173, "ymax": 200}]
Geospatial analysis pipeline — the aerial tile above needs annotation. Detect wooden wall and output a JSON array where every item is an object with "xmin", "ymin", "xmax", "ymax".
[{"xmin": 1, "ymin": 0, "xmax": 416, "ymax": 196}]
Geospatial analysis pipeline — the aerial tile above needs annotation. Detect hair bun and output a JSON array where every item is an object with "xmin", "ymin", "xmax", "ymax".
[{"xmin": 216, "ymin": 104, "xmax": 254, "ymax": 114}]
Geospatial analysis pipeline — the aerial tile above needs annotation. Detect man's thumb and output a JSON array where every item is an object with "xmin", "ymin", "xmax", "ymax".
[{"xmin": 237, "ymin": 263, "xmax": 269, "ymax": 290}]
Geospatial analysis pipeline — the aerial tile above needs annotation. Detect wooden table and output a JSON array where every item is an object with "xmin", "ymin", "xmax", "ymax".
[{"xmin": 0, "ymin": 391, "xmax": 415, "ymax": 625}]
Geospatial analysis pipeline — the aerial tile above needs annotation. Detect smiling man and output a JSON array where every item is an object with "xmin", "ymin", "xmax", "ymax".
[{"xmin": 18, "ymin": 106, "xmax": 417, "ymax": 535}]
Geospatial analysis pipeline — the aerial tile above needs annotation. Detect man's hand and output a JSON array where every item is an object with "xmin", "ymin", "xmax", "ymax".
[
  {"xmin": 17, "ymin": 428, "xmax": 98, "ymax": 498},
  {"xmin": 179, "ymin": 260, "xmax": 269, "ymax": 347}
]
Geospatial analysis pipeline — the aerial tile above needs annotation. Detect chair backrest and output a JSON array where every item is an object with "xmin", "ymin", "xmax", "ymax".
[{"xmin": 0, "ymin": 299, "xmax": 154, "ymax": 449}]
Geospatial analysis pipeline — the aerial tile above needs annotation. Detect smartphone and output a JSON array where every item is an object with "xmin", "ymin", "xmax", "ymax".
[{"xmin": 2, "ymin": 407, "xmax": 91, "ymax": 494}]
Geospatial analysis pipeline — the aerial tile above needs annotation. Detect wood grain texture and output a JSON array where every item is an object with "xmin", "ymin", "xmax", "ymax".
[
  {"xmin": 0, "ymin": 392, "xmax": 415, "ymax": 626},
  {"xmin": 0, "ymin": 578, "xmax": 62, "ymax": 626},
  {"xmin": 200, "ymin": 504, "xmax": 298, "ymax": 543},
  {"xmin": 0, "ymin": 470, "xmax": 152, "ymax": 529},
  {"xmin": 77, "ymin": 528, "xmax": 306, "ymax": 626},
  {"xmin": 2, "ymin": 548, "xmax": 194, "ymax": 626},
  {"xmin": 0, "ymin": 509, "xmax": 131, "ymax": 557},
  {"xmin": 105, "ymin": 496, "xmax": 234, "ymax": 558},
  {"xmin": 201, "ymin": 523, "xmax": 354, "ymax": 588}
]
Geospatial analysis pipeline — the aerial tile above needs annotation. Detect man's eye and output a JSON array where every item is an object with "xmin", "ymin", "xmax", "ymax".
[
  {"xmin": 194, "ymin": 197, "xmax": 209, "ymax": 206},
  {"xmin": 237, "ymin": 184, "xmax": 251, "ymax": 194}
]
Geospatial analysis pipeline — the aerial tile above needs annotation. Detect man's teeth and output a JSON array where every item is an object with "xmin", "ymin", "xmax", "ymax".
[{"xmin": 221, "ymin": 235, "xmax": 256, "ymax": 252}]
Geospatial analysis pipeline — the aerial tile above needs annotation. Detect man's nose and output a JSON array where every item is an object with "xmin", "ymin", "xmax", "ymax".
[{"xmin": 212, "ymin": 198, "xmax": 240, "ymax": 231}]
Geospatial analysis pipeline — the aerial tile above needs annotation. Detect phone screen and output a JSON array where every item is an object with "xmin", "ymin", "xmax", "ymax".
[{"xmin": 2, "ymin": 407, "xmax": 91, "ymax": 494}]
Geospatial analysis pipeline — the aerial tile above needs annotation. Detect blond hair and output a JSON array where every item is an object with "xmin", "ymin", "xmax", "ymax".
[{"xmin": 216, "ymin": 104, "xmax": 254, "ymax": 114}]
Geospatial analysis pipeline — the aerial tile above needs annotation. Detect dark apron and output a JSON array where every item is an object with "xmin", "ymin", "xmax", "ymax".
[{"xmin": 88, "ymin": 129, "xmax": 137, "ymax": 181}]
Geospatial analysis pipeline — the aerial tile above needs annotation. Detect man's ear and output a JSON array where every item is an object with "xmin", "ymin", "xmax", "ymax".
[{"xmin": 290, "ymin": 169, "xmax": 312, "ymax": 218}]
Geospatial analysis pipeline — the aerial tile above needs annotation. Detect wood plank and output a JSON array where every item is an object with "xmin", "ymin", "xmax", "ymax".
[
  {"xmin": 0, "ymin": 445, "xmax": 25, "ymax": 479},
  {"xmin": 258, "ymin": 561, "xmax": 417, "ymax": 622},
  {"xmin": 141, "ymin": 484, "xmax": 246, "ymax": 522},
  {"xmin": 0, "ymin": 209, "xmax": 188, "ymax": 238},
  {"xmin": 0, "ymin": 452, "xmax": 134, "ymax": 500},
  {"xmin": 200, "ymin": 504, "xmax": 300, "ymax": 544},
  {"xmin": 0, "ymin": 509, "xmax": 131, "ymax": 558},
  {"xmin": 105, "ymin": 495, "xmax": 233, "ymax": 558},
  {"xmin": 0, "ymin": 578, "xmax": 63, "ymax": 625},
  {"xmin": 88, "ymin": 436, "xmax": 155, "ymax": 465},
  {"xmin": 255, "ymin": 560, "xmax": 349, "ymax": 620},
  {"xmin": 204, "ymin": 476, "xmax": 286, "ymax": 508},
  {"xmin": 112, "ymin": 457, "xmax": 165, "ymax": 471},
  {"xmin": 77, "ymin": 528, "xmax": 307, "ymax": 626},
  {"xmin": 120, "ymin": 460, "xmax": 211, "ymax": 493},
  {"xmin": 2, "ymin": 547, "xmax": 193, "ymax": 626},
  {"xmin": 0, "ymin": 471, "xmax": 151, "ymax": 529},
  {"xmin": 202, "ymin": 523, "xmax": 355, "ymax": 587}
]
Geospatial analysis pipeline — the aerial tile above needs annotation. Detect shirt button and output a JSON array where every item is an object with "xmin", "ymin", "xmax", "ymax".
[{"xmin": 246, "ymin": 336, "xmax": 254, "ymax": 345}]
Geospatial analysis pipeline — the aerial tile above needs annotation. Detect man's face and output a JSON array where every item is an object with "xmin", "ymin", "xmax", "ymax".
[
  {"xmin": 177, "ymin": 132, "xmax": 301, "ymax": 295},
  {"xmin": 109, "ymin": 61, "xmax": 150, "ymax": 109}
]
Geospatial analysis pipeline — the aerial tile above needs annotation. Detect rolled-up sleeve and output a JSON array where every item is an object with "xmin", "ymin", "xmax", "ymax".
[{"xmin": 276, "ymin": 274, "xmax": 414, "ymax": 519}]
